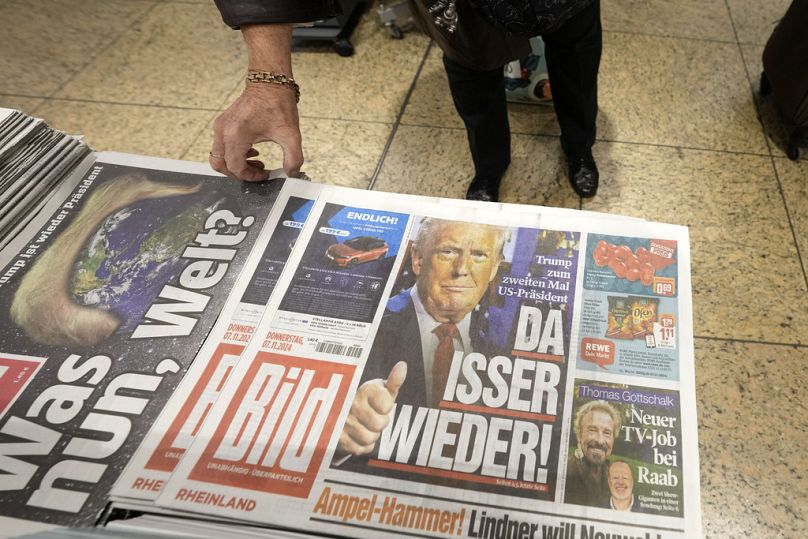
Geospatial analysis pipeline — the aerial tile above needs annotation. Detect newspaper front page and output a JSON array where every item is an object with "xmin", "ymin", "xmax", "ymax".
[
  {"xmin": 112, "ymin": 180, "xmax": 324, "ymax": 504},
  {"xmin": 0, "ymin": 152, "xmax": 288, "ymax": 526},
  {"xmin": 113, "ymin": 189, "xmax": 629, "ymax": 513},
  {"xmin": 155, "ymin": 187, "xmax": 702, "ymax": 538}
]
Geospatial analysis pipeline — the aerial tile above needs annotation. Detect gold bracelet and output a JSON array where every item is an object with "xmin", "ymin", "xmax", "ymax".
[{"xmin": 246, "ymin": 70, "xmax": 300, "ymax": 103}]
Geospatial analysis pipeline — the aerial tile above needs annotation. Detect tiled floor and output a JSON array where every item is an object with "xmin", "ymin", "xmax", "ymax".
[{"xmin": 1, "ymin": 0, "xmax": 806, "ymax": 536}]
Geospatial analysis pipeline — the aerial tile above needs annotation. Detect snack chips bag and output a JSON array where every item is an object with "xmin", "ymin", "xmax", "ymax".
[
  {"xmin": 630, "ymin": 296, "xmax": 659, "ymax": 338},
  {"xmin": 606, "ymin": 296, "xmax": 634, "ymax": 339}
]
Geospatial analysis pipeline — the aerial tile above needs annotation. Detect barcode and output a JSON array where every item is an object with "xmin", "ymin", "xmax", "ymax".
[{"xmin": 315, "ymin": 341, "xmax": 363, "ymax": 357}]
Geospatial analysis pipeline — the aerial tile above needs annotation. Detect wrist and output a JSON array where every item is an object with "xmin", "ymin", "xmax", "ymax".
[{"xmin": 242, "ymin": 24, "xmax": 293, "ymax": 76}]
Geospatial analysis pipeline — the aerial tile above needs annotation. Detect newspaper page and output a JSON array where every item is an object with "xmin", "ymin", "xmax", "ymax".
[
  {"xmin": 111, "ymin": 180, "xmax": 323, "ymax": 504},
  {"xmin": 0, "ymin": 110, "xmax": 92, "ymax": 251},
  {"xmin": 111, "ymin": 192, "xmax": 636, "ymax": 510},
  {"xmin": 0, "ymin": 152, "xmax": 288, "ymax": 526},
  {"xmin": 154, "ymin": 187, "xmax": 701, "ymax": 538},
  {"xmin": 153, "ymin": 185, "xmax": 700, "ymax": 538},
  {"xmin": 0, "ymin": 108, "xmax": 43, "ymax": 161},
  {"xmin": 303, "ymin": 210, "xmax": 701, "ymax": 539},
  {"xmin": 156, "ymin": 187, "xmax": 429, "ymax": 508},
  {"xmin": 559, "ymin": 230, "xmax": 697, "ymax": 520}
]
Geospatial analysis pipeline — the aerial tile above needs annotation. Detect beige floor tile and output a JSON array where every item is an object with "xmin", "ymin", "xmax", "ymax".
[
  {"xmin": 222, "ymin": 11, "xmax": 431, "ymax": 123},
  {"xmin": 726, "ymin": 0, "xmax": 792, "ymax": 45},
  {"xmin": 374, "ymin": 125, "xmax": 579, "ymax": 208},
  {"xmin": 584, "ymin": 143, "xmax": 808, "ymax": 344},
  {"xmin": 0, "ymin": 96, "xmax": 45, "ymax": 115},
  {"xmin": 0, "ymin": 0, "xmax": 154, "ymax": 96},
  {"xmin": 599, "ymin": 32, "xmax": 767, "ymax": 154},
  {"xmin": 183, "ymin": 116, "xmax": 388, "ymax": 189},
  {"xmin": 56, "ymin": 2, "xmax": 243, "ymax": 109},
  {"xmin": 696, "ymin": 338, "xmax": 808, "ymax": 538},
  {"xmin": 776, "ymin": 157, "xmax": 808, "ymax": 275},
  {"xmin": 739, "ymin": 44, "xmax": 764, "ymax": 84},
  {"xmin": 401, "ymin": 47, "xmax": 560, "ymax": 135},
  {"xmin": 35, "ymin": 100, "xmax": 213, "ymax": 159},
  {"xmin": 399, "ymin": 48, "xmax": 461, "ymax": 130},
  {"xmin": 406, "ymin": 33, "xmax": 768, "ymax": 155},
  {"xmin": 602, "ymin": 0, "xmax": 735, "ymax": 42}
]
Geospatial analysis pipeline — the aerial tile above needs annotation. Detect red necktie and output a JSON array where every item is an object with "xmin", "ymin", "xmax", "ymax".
[{"xmin": 432, "ymin": 322, "xmax": 459, "ymax": 406}]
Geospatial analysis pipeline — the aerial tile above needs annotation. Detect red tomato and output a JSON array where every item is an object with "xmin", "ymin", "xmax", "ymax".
[
  {"xmin": 609, "ymin": 258, "xmax": 628, "ymax": 278},
  {"xmin": 627, "ymin": 255, "xmax": 641, "ymax": 270},
  {"xmin": 640, "ymin": 263, "xmax": 655, "ymax": 286},
  {"xmin": 626, "ymin": 268, "xmax": 641, "ymax": 282},
  {"xmin": 596, "ymin": 240, "xmax": 608, "ymax": 251},
  {"xmin": 594, "ymin": 243, "xmax": 610, "ymax": 260},
  {"xmin": 614, "ymin": 245, "xmax": 632, "ymax": 262},
  {"xmin": 635, "ymin": 246, "xmax": 649, "ymax": 263},
  {"xmin": 593, "ymin": 251, "xmax": 608, "ymax": 266}
]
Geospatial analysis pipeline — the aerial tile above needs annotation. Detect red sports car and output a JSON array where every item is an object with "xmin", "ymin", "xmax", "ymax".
[{"xmin": 326, "ymin": 236, "xmax": 389, "ymax": 268}]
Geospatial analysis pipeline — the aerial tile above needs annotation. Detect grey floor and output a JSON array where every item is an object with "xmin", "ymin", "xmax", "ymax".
[{"xmin": 1, "ymin": 0, "xmax": 806, "ymax": 537}]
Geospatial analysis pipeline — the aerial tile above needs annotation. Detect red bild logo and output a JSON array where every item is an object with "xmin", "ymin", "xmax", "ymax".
[
  {"xmin": 147, "ymin": 343, "xmax": 243, "ymax": 472},
  {"xmin": 0, "ymin": 354, "xmax": 45, "ymax": 419},
  {"xmin": 189, "ymin": 353, "xmax": 354, "ymax": 498}
]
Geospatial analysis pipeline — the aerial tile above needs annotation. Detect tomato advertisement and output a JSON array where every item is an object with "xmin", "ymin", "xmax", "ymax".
[
  {"xmin": 585, "ymin": 235, "xmax": 678, "ymax": 297},
  {"xmin": 577, "ymin": 234, "xmax": 679, "ymax": 380}
]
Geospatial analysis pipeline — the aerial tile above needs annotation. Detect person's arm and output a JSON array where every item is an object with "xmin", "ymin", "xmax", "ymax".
[
  {"xmin": 210, "ymin": 0, "xmax": 341, "ymax": 181},
  {"xmin": 214, "ymin": 0, "xmax": 341, "ymax": 27},
  {"xmin": 210, "ymin": 24, "xmax": 300, "ymax": 180}
]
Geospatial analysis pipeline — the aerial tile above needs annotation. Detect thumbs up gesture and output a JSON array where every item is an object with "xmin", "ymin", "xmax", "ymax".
[{"xmin": 337, "ymin": 361, "xmax": 407, "ymax": 456}]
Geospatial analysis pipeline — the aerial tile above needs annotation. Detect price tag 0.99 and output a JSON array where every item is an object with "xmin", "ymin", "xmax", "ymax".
[{"xmin": 653, "ymin": 277, "xmax": 676, "ymax": 296}]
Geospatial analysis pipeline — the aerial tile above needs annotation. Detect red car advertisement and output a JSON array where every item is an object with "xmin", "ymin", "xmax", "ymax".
[{"xmin": 326, "ymin": 236, "xmax": 389, "ymax": 268}]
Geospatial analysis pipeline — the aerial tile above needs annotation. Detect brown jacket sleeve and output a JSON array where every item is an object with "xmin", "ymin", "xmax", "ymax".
[
  {"xmin": 406, "ymin": 0, "xmax": 529, "ymax": 70},
  {"xmin": 214, "ymin": 0, "xmax": 342, "ymax": 27}
]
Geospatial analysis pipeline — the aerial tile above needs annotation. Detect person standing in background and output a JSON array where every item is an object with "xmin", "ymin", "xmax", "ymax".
[{"xmin": 209, "ymin": 0, "xmax": 602, "ymax": 200}]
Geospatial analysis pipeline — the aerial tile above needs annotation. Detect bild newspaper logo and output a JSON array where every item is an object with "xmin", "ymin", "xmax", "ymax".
[
  {"xmin": 0, "ymin": 354, "xmax": 46, "ymax": 419},
  {"xmin": 188, "ymin": 353, "xmax": 354, "ymax": 498},
  {"xmin": 146, "ymin": 342, "xmax": 244, "ymax": 473}
]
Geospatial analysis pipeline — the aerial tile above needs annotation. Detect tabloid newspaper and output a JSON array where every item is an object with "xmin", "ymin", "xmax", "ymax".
[
  {"xmin": 0, "ymin": 151, "xmax": 289, "ymax": 526},
  {"xmin": 0, "ymin": 110, "xmax": 701, "ymax": 536},
  {"xmin": 0, "ymin": 107, "xmax": 93, "ymax": 252},
  {"xmin": 111, "ymin": 180, "xmax": 324, "ymax": 505},
  {"xmin": 153, "ymin": 187, "xmax": 702, "ymax": 538}
]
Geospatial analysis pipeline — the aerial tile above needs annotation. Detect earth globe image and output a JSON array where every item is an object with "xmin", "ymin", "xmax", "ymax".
[{"xmin": 70, "ymin": 188, "xmax": 235, "ymax": 334}]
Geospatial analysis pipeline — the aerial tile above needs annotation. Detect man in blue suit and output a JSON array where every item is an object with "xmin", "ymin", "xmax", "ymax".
[{"xmin": 337, "ymin": 218, "xmax": 508, "ymax": 457}]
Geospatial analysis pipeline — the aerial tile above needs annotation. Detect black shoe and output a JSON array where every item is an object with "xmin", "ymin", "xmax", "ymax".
[
  {"xmin": 465, "ymin": 176, "xmax": 501, "ymax": 202},
  {"xmin": 567, "ymin": 152, "xmax": 599, "ymax": 198}
]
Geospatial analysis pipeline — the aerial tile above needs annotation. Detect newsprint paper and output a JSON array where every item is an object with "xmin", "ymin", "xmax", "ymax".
[
  {"xmin": 0, "ymin": 130, "xmax": 701, "ymax": 537},
  {"xmin": 153, "ymin": 186, "xmax": 702, "ymax": 538},
  {"xmin": 0, "ymin": 152, "xmax": 289, "ymax": 526},
  {"xmin": 111, "ymin": 180, "xmax": 324, "ymax": 505}
]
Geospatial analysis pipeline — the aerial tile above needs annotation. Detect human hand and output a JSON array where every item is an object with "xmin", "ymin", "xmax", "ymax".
[
  {"xmin": 337, "ymin": 362, "xmax": 408, "ymax": 456},
  {"xmin": 209, "ymin": 83, "xmax": 303, "ymax": 181}
]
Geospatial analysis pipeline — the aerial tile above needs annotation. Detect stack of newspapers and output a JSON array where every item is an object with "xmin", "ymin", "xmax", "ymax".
[
  {"xmin": 0, "ymin": 109, "xmax": 702, "ymax": 538},
  {"xmin": 0, "ymin": 109, "xmax": 92, "ymax": 251}
]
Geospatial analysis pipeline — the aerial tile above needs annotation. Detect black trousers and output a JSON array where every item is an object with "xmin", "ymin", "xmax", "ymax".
[{"xmin": 442, "ymin": 0, "xmax": 602, "ymax": 179}]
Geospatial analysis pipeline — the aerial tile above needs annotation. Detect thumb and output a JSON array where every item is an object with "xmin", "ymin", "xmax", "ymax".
[
  {"xmin": 279, "ymin": 136, "xmax": 304, "ymax": 178},
  {"xmin": 384, "ymin": 361, "xmax": 407, "ymax": 400}
]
